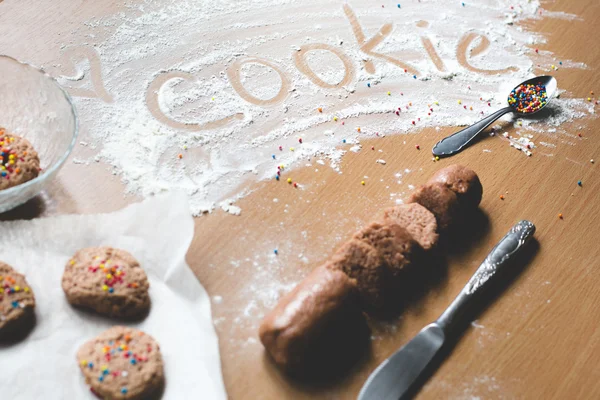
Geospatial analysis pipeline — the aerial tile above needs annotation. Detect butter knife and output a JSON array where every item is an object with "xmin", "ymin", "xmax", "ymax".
[{"xmin": 358, "ymin": 220, "xmax": 536, "ymax": 400}]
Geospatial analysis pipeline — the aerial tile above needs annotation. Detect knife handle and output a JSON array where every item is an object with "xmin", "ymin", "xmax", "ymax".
[{"xmin": 436, "ymin": 220, "xmax": 536, "ymax": 334}]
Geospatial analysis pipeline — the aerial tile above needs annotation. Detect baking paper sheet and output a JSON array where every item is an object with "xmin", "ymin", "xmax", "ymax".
[{"xmin": 0, "ymin": 193, "xmax": 227, "ymax": 399}]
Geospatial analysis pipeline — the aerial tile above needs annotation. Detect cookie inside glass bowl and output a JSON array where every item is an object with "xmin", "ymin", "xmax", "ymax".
[{"xmin": 0, "ymin": 55, "xmax": 77, "ymax": 213}]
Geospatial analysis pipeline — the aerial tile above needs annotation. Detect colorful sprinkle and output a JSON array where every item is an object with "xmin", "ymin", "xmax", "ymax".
[
  {"xmin": 577, "ymin": 180, "xmax": 582, "ymax": 186},
  {"xmin": 508, "ymin": 83, "xmax": 548, "ymax": 113},
  {"xmin": 361, "ymin": 180, "xmax": 365, "ymax": 185}
]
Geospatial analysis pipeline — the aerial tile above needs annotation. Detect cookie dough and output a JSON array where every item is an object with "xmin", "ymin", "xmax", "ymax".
[
  {"xmin": 259, "ymin": 263, "xmax": 368, "ymax": 375},
  {"xmin": 409, "ymin": 182, "xmax": 461, "ymax": 231},
  {"xmin": 377, "ymin": 203, "xmax": 439, "ymax": 250},
  {"xmin": 429, "ymin": 164, "xmax": 483, "ymax": 209},
  {"xmin": 0, "ymin": 128, "xmax": 41, "ymax": 191},
  {"xmin": 0, "ymin": 261, "xmax": 35, "ymax": 337},
  {"xmin": 331, "ymin": 238, "xmax": 388, "ymax": 308},
  {"xmin": 77, "ymin": 326, "xmax": 164, "ymax": 400},
  {"xmin": 62, "ymin": 247, "xmax": 150, "ymax": 319},
  {"xmin": 332, "ymin": 222, "xmax": 419, "ymax": 308}
]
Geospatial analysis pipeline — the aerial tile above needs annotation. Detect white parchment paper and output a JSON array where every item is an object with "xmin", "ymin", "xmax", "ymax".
[{"xmin": 0, "ymin": 193, "xmax": 227, "ymax": 399}]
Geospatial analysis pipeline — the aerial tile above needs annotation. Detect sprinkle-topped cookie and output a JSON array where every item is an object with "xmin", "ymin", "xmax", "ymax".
[
  {"xmin": 77, "ymin": 326, "xmax": 164, "ymax": 399},
  {"xmin": 0, "ymin": 128, "xmax": 41, "ymax": 191},
  {"xmin": 62, "ymin": 247, "xmax": 150, "ymax": 318},
  {"xmin": 0, "ymin": 261, "xmax": 35, "ymax": 336}
]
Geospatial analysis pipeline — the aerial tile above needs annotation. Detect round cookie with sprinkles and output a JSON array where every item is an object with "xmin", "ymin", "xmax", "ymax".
[
  {"xmin": 62, "ymin": 247, "xmax": 150, "ymax": 319},
  {"xmin": 77, "ymin": 326, "xmax": 165, "ymax": 399},
  {"xmin": 0, "ymin": 261, "xmax": 35, "ymax": 337},
  {"xmin": 0, "ymin": 128, "xmax": 41, "ymax": 191}
]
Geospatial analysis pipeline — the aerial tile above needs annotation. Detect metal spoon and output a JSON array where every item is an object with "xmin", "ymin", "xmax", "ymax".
[{"xmin": 432, "ymin": 75, "xmax": 557, "ymax": 157}]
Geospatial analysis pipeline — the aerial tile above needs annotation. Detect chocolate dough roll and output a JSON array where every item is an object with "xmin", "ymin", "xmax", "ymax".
[
  {"xmin": 331, "ymin": 222, "xmax": 420, "ymax": 308},
  {"xmin": 259, "ymin": 263, "xmax": 368, "ymax": 375},
  {"xmin": 331, "ymin": 238, "xmax": 386, "ymax": 308},
  {"xmin": 428, "ymin": 164, "xmax": 483, "ymax": 209},
  {"xmin": 377, "ymin": 203, "xmax": 439, "ymax": 250},
  {"xmin": 408, "ymin": 182, "xmax": 460, "ymax": 231}
]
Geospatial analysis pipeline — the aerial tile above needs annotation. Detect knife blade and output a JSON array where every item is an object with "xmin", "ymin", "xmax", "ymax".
[{"xmin": 358, "ymin": 220, "xmax": 536, "ymax": 400}]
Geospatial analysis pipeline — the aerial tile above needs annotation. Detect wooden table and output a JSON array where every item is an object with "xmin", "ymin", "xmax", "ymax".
[{"xmin": 2, "ymin": 0, "xmax": 600, "ymax": 398}]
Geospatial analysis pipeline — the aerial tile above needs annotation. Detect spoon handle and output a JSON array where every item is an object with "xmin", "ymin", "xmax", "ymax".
[{"xmin": 432, "ymin": 106, "xmax": 514, "ymax": 157}]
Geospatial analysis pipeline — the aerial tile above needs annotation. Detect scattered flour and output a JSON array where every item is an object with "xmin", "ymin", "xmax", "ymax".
[
  {"xmin": 49, "ymin": 0, "xmax": 594, "ymax": 215},
  {"xmin": 220, "ymin": 199, "xmax": 242, "ymax": 216}
]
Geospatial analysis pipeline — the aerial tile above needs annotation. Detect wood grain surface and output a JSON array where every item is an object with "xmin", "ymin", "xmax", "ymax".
[{"xmin": 1, "ymin": 0, "xmax": 600, "ymax": 399}]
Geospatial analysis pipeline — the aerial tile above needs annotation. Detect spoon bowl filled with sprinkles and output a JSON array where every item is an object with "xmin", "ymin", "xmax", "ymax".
[
  {"xmin": 507, "ymin": 75, "xmax": 556, "ymax": 115},
  {"xmin": 433, "ymin": 76, "xmax": 557, "ymax": 157}
]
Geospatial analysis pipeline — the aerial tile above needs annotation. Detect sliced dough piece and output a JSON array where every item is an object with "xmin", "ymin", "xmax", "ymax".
[
  {"xmin": 409, "ymin": 182, "xmax": 461, "ymax": 231},
  {"xmin": 259, "ymin": 263, "xmax": 367, "ymax": 375},
  {"xmin": 377, "ymin": 203, "xmax": 439, "ymax": 250},
  {"xmin": 332, "ymin": 223, "xmax": 420, "ymax": 308},
  {"xmin": 428, "ymin": 164, "xmax": 483, "ymax": 209}
]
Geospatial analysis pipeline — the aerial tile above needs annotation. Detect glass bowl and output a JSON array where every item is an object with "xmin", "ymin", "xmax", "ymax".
[{"xmin": 0, "ymin": 55, "xmax": 78, "ymax": 213}]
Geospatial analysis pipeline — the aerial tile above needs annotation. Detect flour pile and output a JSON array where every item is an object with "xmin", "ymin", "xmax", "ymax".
[{"xmin": 53, "ymin": 0, "xmax": 594, "ymax": 214}]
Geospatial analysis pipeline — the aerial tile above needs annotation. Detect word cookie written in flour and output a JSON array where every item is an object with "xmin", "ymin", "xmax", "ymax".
[
  {"xmin": 62, "ymin": 247, "xmax": 150, "ymax": 319},
  {"xmin": 77, "ymin": 326, "xmax": 165, "ymax": 399}
]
